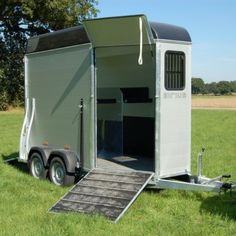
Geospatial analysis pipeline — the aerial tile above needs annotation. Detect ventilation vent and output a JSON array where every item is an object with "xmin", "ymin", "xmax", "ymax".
[{"xmin": 165, "ymin": 51, "xmax": 185, "ymax": 90}]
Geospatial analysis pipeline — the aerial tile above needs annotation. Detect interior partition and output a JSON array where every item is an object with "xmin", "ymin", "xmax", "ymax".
[{"xmin": 96, "ymin": 45, "xmax": 155, "ymax": 171}]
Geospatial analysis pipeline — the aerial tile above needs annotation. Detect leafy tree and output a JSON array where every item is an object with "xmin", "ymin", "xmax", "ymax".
[
  {"xmin": 229, "ymin": 81, "xmax": 236, "ymax": 93},
  {"xmin": 0, "ymin": 40, "xmax": 9, "ymax": 110},
  {"xmin": 0, "ymin": 1, "xmax": 98, "ymax": 36},
  {"xmin": 205, "ymin": 82, "xmax": 220, "ymax": 95},
  {"xmin": 193, "ymin": 80, "xmax": 236, "ymax": 95},
  {"xmin": 217, "ymin": 81, "xmax": 232, "ymax": 95},
  {"xmin": 0, "ymin": 67, "xmax": 8, "ymax": 110},
  {"xmin": 191, "ymin": 77, "xmax": 206, "ymax": 94},
  {"xmin": 0, "ymin": 0, "xmax": 98, "ymax": 109}
]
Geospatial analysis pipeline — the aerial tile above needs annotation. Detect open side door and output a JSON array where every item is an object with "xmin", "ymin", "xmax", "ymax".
[{"xmin": 83, "ymin": 15, "xmax": 154, "ymax": 48}]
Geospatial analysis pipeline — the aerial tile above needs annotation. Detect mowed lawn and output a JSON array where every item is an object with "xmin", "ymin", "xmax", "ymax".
[{"xmin": 0, "ymin": 109, "xmax": 236, "ymax": 236}]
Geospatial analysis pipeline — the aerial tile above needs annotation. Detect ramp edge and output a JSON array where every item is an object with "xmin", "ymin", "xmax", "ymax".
[{"xmin": 114, "ymin": 172, "xmax": 154, "ymax": 223}]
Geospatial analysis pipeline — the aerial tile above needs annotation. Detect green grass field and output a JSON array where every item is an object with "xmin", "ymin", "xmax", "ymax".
[{"xmin": 0, "ymin": 110, "xmax": 236, "ymax": 236}]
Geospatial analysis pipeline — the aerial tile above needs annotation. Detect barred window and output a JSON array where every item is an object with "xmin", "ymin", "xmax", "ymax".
[{"xmin": 165, "ymin": 51, "xmax": 185, "ymax": 90}]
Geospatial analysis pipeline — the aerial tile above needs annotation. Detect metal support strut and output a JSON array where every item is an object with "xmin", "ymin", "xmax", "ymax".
[
  {"xmin": 79, "ymin": 99, "xmax": 84, "ymax": 168},
  {"xmin": 197, "ymin": 147, "xmax": 205, "ymax": 182}
]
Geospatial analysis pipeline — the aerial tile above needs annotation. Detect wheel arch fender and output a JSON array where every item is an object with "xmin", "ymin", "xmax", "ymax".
[
  {"xmin": 48, "ymin": 150, "xmax": 79, "ymax": 174},
  {"xmin": 28, "ymin": 146, "xmax": 52, "ymax": 168}
]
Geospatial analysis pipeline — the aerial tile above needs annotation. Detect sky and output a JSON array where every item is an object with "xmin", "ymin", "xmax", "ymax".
[{"xmin": 97, "ymin": 0, "xmax": 236, "ymax": 82}]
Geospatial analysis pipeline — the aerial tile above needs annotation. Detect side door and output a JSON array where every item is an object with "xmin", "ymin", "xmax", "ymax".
[{"xmin": 158, "ymin": 42, "xmax": 192, "ymax": 177}]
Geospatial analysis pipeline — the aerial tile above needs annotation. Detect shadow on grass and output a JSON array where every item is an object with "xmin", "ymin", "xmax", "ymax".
[
  {"xmin": 200, "ymin": 192, "xmax": 236, "ymax": 220},
  {"xmin": 2, "ymin": 152, "xmax": 29, "ymax": 174}
]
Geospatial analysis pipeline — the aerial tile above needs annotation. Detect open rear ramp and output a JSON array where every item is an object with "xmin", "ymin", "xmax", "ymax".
[{"xmin": 49, "ymin": 169, "xmax": 154, "ymax": 222}]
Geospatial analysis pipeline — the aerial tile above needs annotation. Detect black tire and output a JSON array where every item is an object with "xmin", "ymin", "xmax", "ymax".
[
  {"xmin": 29, "ymin": 152, "xmax": 47, "ymax": 179},
  {"xmin": 49, "ymin": 157, "xmax": 75, "ymax": 186}
]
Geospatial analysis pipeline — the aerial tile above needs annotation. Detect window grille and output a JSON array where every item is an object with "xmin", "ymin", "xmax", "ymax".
[{"xmin": 165, "ymin": 51, "xmax": 185, "ymax": 90}]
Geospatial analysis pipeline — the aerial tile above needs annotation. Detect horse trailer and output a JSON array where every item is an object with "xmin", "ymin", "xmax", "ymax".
[{"xmin": 18, "ymin": 15, "xmax": 235, "ymax": 221}]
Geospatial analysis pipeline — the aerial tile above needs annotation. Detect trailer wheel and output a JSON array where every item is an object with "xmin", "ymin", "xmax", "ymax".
[
  {"xmin": 29, "ymin": 152, "xmax": 47, "ymax": 179},
  {"xmin": 49, "ymin": 157, "xmax": 74, "ymax": 186}
]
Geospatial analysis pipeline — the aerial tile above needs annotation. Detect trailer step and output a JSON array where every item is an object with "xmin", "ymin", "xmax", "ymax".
[{"xmin": 49, "ymin": 169, "xmax": 154, "ymax": 222}]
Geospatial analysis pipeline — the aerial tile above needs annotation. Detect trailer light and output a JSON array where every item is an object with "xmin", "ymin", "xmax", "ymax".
[
  {"xmin": 64, "ymin": 144, "xmax": 70, "ymax": 150},
  {"xmin": 42, "ymin": 141, "xmax": 48, "ymax": 146}
]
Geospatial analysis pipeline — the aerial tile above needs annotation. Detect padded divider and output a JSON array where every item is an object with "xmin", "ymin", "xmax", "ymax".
[
  {"xmin": 123, "ymin": 116, "xmax": 154, "ymax": 158},
  {"xmin": 97, "ymin": 120, "xmax": 123, "ymax": 156}
]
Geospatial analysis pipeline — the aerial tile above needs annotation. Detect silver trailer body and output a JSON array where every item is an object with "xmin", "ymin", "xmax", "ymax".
[
  {"xmin": 18, "ymin": 14, "xmax": 235, "ymax": 221},
  {"xmin": 19, "ymin": 15, "xmax": 192, "ymax": 179}
]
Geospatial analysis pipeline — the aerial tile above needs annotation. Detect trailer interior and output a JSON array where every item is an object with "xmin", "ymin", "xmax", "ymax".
[{"xmin": 96, "ymin": 45, "xmax": 155, "ymax": 172}]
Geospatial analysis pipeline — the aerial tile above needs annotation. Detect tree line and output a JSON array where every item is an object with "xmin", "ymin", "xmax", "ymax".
[
  {"xmin": 192, "ymin": 78, "xmax": 236, "ymax": 95},
  {"xmin": 0, "ymin": 0, "xmax": 98, "ymax": 111},
  {"xmin": 0, "ymin": 1, "xmax": 234, "ymax": 111}
]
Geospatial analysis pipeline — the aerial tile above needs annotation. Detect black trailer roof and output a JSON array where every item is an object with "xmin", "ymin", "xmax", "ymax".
[
  {"xmin": 26, "ymin": 21, "xmax": 191, "ymax": 54},
  {"xmin": 26, "ymin": 25, "xmax": 89, "ymax": 54},
  {"xmin": 150, "ymin": 22, "xmax": 191, "ymax": 42}
]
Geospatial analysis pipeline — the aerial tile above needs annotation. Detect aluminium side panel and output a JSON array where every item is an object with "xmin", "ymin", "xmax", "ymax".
[{"xmin": 26, "ymin": 44, "xmax": 94, "ymax": 171}]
